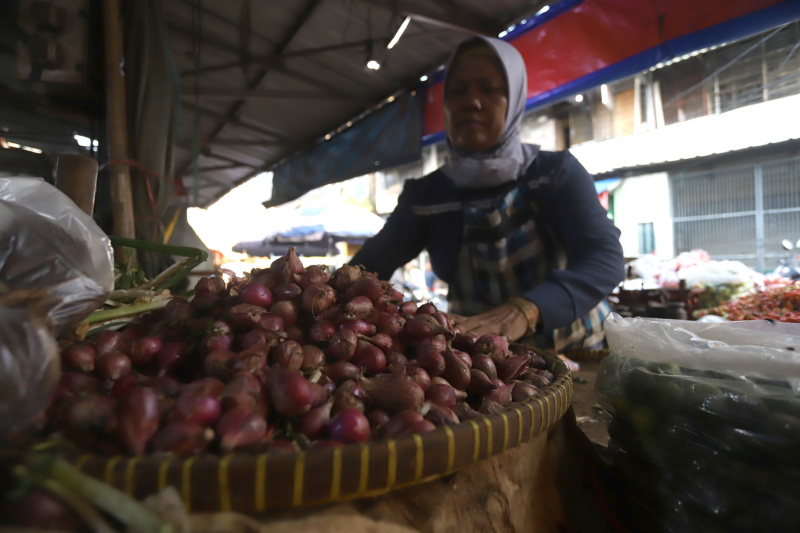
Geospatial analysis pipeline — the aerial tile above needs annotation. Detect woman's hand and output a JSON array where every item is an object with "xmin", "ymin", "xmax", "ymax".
[{"xmin": 447, "ymin": 303, "xmax": 531, "ymax": 342}]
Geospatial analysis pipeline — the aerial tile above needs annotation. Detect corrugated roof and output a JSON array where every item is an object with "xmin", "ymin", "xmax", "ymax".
[{"xmin": 165, "ymin": 0, "xmax": 553, "ymax": 207}]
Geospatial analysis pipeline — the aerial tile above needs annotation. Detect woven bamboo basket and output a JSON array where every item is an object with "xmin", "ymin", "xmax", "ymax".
[
  {"xmin": 69, "ymin": 353, "xmax": 572, "ymax": 514},
  {"xmin": 563, "ymin": 348, "xmax": 610, "ymax": 362}
]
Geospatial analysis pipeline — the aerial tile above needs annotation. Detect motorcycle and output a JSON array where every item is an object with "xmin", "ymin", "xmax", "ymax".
[{"xmin": 773, "ymin": 238, "xmax": 800, "ymax": 281}]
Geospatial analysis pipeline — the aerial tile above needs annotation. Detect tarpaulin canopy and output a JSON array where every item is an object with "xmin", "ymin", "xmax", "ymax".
[
  {"xmin": 233, "ymin": 201, "xmax": 386, "ymax": 257},
  {"xmin": 280, "ymin": 203, "xmax": 386, "ymax": 239},
  {"xmin": 594, "ymin": 178, "xmax": 620, "ymax": 195},
  {"xmin": 232, "ymin": 236, "xmax": 336, "ymax": 258},
  {"xmin": 265, "ymin": 92, "xmax": 423, "ymax": 208}
]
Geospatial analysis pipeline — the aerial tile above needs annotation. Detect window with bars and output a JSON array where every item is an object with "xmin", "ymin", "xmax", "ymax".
[
  {"xmin": 670, "ymin": 156, "xmax": 800, "ymax": 271},
  {"xmin": 638, "ymin": 222, "xmax": 655, "ymax": 254}
]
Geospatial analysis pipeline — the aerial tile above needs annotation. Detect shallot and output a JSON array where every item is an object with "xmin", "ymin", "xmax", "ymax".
[
  {"xmin": 425, "ymin": 382, "xmax": 457, "ymax": 409},
  {"xmin": 151, "ymin": 420, "xmax": 214, "ymax": 454},
  {"xmin": 329, "ymin": 264, "xmax": 362, "ymax": 292},
  {"xmin": 473, "ymin": 334, "xmax": 510, "ymax": 362},
  {"xmin": 423, "ymin": 404, "xmax": 460, "ymax": 427},
  {"xmin": 96, "ymin": 351, "xmax": 132, "ymax": 380},
  {"xmin": 116, "ymin": 387, "xmax": 160, "ymax": 455},
  {"xmin": 296, "ymin": 400, "xmax": 333, "ymax": 440},
  {"xmin": 329, "ymin": 407, "xmax": 371, "ymax": 443},
  {"xmin": 216, "ymin": 407, "xmax": 268, "ymax": 452},
  {"xmin": 359, "ymin": 375, "xmax": 424, "ymax": 414},
  {"xmin": 174, "ymin": 387, "xmax": 222, "ymax": 426},
  {"xmin": 238, "ymin": 282, "xmax": 273, "ymax": 308},
  {"xmin": 128, "ymin": 335, "xmax": 164, "ymax": 366},
  {"xmin": 273, "ymin": 340, "xmax": 304, "ymax": 370},
  {"xmin": 381, "ymin": 410, "xmax": 424, "ymax": 438},
  {"xmin": 43, "ymin": 248, "xmax": 556, "ymax": 455},
  {"xmin": 269, "ymin": 368, "xmax": 313, "ymax": 417},
  {"xmin": 61, "ymin": 342, "xmax": 96, "ymax": 373},
  {"xmin": 351, "ymin": 339, "xmax": 387, "ymax": 375},
  {"xmin": 325, "ymin": 328, "xmax": 358, "ymax": 361}
]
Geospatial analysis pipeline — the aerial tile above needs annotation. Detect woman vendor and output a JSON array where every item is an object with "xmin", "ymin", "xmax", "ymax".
[{"xmin": 351, "ymin": 36, "xmax": 625, "ymax": 352}]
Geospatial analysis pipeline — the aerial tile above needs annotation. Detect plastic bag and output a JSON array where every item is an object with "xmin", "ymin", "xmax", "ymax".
[
  {"xmin": 0, "ymin": 177, "xmax": 114, "ymax": 334},
  {"xmin": 0, "ymin": 308, "xmax": 61, "ymax": 437},
  {"xmin": 677, "ymin": 259, "xmax": 763, "ymax": 309},
  {"xmin": 677, "ymin": 259, "xmax": 754, "ymax": 287},
  {"xmin": 0, "ymin": 177, "xmax": 114, "ymax": 435},
  {"xmin": 596, "ymin": 314, "xmax": 800, "ymax": 533}
]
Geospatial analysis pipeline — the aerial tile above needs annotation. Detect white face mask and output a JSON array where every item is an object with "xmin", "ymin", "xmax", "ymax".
[{"xmin": 441, "ymin": 36, "xmax": 539, "ymax": 189}]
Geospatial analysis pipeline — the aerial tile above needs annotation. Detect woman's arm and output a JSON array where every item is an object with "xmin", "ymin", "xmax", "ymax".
[
  {"xmin": 449, "ymin": 152, "xmax": 623, "ymax": 342},
  {"xmin": 522, "ymin": 151, "xmax": 625, "ymax": 332},
  {"xmin": 349, "ymin": 182, "xmax": 427, "ymax": 280}
]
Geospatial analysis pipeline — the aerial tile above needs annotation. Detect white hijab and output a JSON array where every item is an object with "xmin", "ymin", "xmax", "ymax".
[{"xmin": 441, "ymin": 36, "xmax": 539, "ymax": 189}]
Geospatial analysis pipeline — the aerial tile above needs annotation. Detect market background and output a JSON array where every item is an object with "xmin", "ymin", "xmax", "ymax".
[{"xmin": 2, "ymin": 1, "xmax": 800, "ymax": 532}]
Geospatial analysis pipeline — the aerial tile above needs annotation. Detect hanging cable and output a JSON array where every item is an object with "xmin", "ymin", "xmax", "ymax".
[
  {"xmin": 662, "ymin": 24, "xmax": 789, "ymax": 107},
  {"xmin": 774, "ymin": 37, "xmax": 800, "ymax": 76},
  {"xmin": 191, "ymin": 0, "xmax": 203, "ymax": 206}
]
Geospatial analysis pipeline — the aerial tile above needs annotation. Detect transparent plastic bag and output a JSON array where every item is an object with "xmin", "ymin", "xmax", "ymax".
[
  {"xmin": 0, "ymin": 177, "xmax": 114, "ymax": 436},
  {"xmin": 596, "ymin": 314, "xmax": 800, "ymax": 533},
  {"xmin": 0, "ymin": 177, "xmax": 114, "ymax": 334},
  {"xmin": 678, "ymin": 260, "xmax": 761, "ymax": 310},
  {"xmin": 0, "ymin": 308, "xmax": 60, "ymax": 437}
]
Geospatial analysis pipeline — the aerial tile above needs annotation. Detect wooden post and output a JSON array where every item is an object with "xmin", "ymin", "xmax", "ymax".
[
  {"xmin": 55, "ymin": 154, "xmax": 99, "ymax": 217},
  {"xmin": 102, "ymin": 0, "xmax": 136, "ymax": 251}
]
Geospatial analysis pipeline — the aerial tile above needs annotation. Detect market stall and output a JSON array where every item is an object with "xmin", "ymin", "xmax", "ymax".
[
  {"xmin": 232, "ymin": 202, "xmax": 386, "ymax": 261},
  {"xmin": 5, "ymin": 1, "xmax": 800, "ymax": 532},
  {"xmin": 0, "ymin": 176, "xmax": 620, "ymax": 532},
  {"xmin": 608, "ymin": 250, "xmax": 800, "ymax": 322}
]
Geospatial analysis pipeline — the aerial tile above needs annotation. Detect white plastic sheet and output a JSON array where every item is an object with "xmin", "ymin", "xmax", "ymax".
[{"xmin": 604, "ymin": 313, "xmax": 800, "ymax": 382}]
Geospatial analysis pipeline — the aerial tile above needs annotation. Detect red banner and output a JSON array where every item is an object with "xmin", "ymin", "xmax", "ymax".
[{"xmin": 423, "ymin": 0, "xmax": 788, "ymax": 138}]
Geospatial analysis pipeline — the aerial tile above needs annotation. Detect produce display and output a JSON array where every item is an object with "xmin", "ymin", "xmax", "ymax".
[
  {"xmin": 625, "ymin": 251, "xmax": 767, "ymax": 314},
  {"xmin": 39, "ymin": 247, "xmax": 554, "ymax": 456},
  {"xmin": 696, "ymin": 282, "xmax": 800, "ymax": 322},
  {"xmin": 596, "ymin": 317, "xmax": 800, "ymax": 533}
]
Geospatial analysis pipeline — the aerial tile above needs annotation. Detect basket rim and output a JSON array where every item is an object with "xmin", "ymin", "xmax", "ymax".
[{"xmin": 72, "ymin": 352, "xmax": 573, "ymax": 513}]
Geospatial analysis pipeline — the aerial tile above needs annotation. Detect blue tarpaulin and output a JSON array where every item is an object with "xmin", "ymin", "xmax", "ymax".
[
  {"xmin": 594, "ymin": 178, "xmax": 620, "ymax": 194},
  {"xmin": 265, "ymin": 92, "xmax": 423, "ymax": 208}
]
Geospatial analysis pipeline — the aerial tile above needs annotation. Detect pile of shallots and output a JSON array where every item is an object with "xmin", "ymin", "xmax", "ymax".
[{"xmin": 50, "ymin": 248, "xmax": 554, "ymax": 456}]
